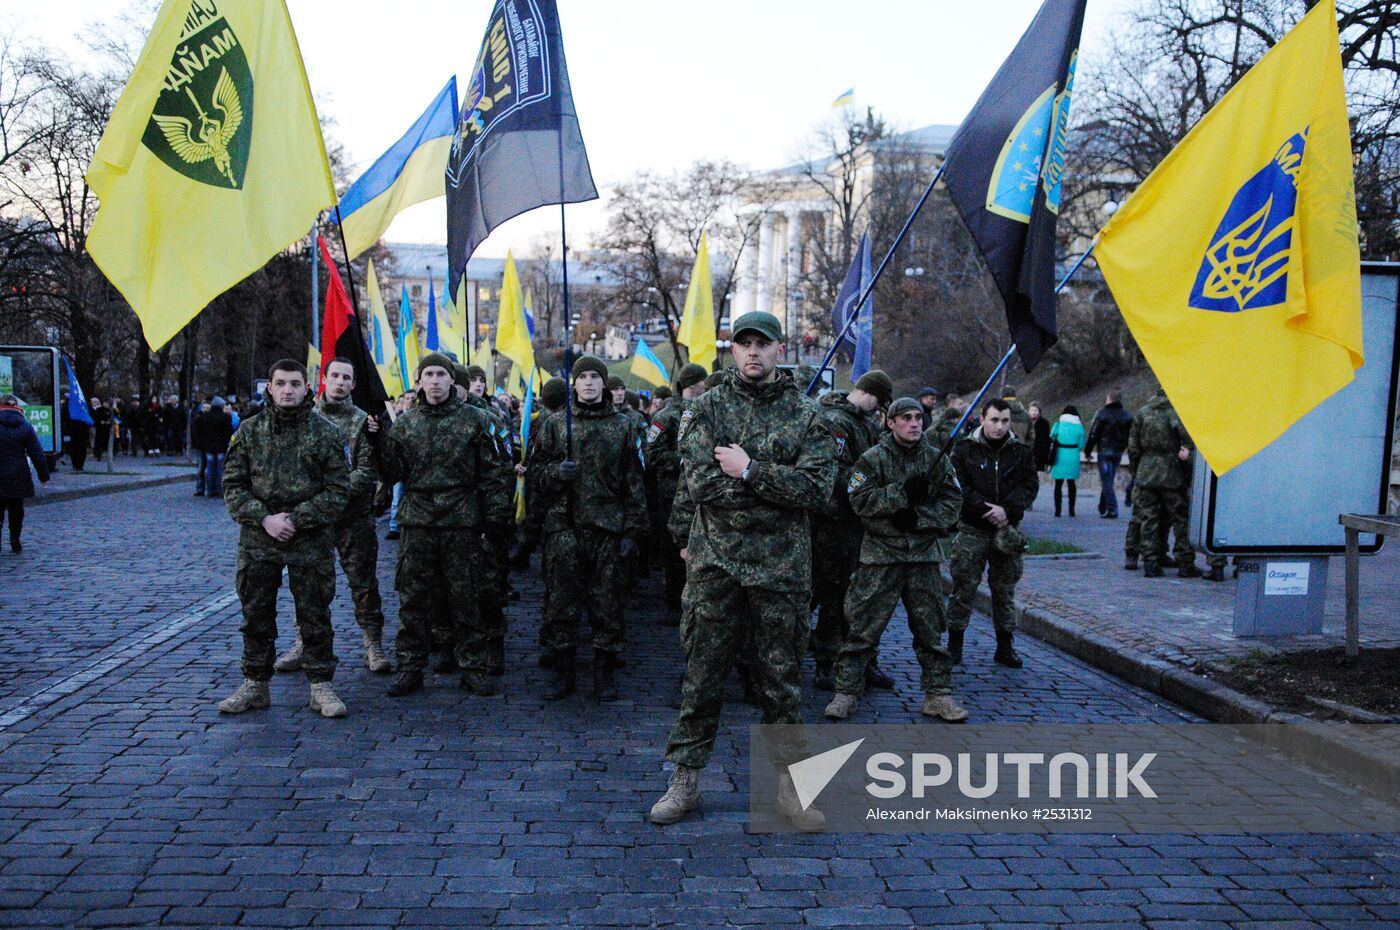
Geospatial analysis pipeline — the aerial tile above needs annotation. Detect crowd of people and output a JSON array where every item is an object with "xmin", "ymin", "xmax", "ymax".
[{"xmin": 57, "ymin": 393, "xmax": 265, "ymax": 471}]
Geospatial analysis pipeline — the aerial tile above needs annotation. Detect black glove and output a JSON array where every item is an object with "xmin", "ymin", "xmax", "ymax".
[
  {"xmin": 618, "ymin": 537, "xmax": 638, "ymax": 559},
  {"xmin": 557, "ymin": 460, "xmax": 579, "ymax": 482},
  {"xmin": 903, "ymin": 475, "xmax": 929, "ymax": 507},
  {"xmin": 891, "ymin": 507, "xmax": 918, "ymax": 532}
]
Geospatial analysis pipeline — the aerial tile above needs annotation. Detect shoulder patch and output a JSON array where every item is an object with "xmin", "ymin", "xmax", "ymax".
[
  {"xmin": 847, "ymin": 469, "xmax": 868, "ymax": 494},
  {"xmin": 678, "ymin": 409, "xmax": 695, "ymax": 442},
  {"xmin": 832, "ymin": 431, "xmax": 847, "ymax": 458},
  {"xmin": 646, "ymin": 422, "xmax": 662, "ymax": 445}
]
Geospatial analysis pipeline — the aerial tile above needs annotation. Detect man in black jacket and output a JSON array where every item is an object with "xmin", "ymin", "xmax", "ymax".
[
  {"xmin": 946, "ymin": 398, "xmax": 1040, "ymax": 669},
  {"xmin": 1082, "ymin": 390, "xmax": 1134, "ymax": 519},
  {"xmin": 191, "ymin": 397, "xmax": 235, "ymax": 497}
]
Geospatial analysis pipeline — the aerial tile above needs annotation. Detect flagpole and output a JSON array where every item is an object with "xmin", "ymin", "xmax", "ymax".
[
  {"xmin": 332, "ymin": 206, "xmax": 364, "ymax": 317},
  {"xmin": 560, "ymin": 200, "xmax": 574, "ymax": 460},
  {"xmin": 936, "ymin": 241, "xmax": 1099, "ymax": 461},
  {"xmin": 806, "ymin": 162, "xmax": 947, "ymax": 396},
  {"xmin": 310, "ymin": 223, "xmax": 320, "ymax": 352}
]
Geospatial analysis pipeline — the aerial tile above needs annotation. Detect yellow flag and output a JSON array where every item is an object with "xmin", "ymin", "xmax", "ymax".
[
  {"xmin": 496, "ymin": 252, "xmax": 536, "ymax": 374},
  {"xmin": 86, "ymin": 1, "xmax": 335, "ymax": 351},
  {"xmin": 366, "ymin": 260, "xmax": 403, "ymax": 396},
  {"xmin": 677, "ymin": 233, "xmax": 716, "ymax": 370},
  {"xmin": 1095, "ymin": 0, "xmax": 1361, "ymax": 474},
  {"xmin": 306, "ymin": 342, "xmax": 320, "ymax": 383}
]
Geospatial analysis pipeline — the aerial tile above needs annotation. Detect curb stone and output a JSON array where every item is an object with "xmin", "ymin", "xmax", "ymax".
[{"xmin": 32, "ymin": 472, "xmax": 196, "ymax": 506}]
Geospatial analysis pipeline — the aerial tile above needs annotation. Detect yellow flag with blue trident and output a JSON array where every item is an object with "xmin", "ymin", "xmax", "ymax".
[
  {"xmin": 1095, "ymin": 0, "xmax": 1361, "ymax": 474},
  {"xmin": 629, "ymin": 336, "xmax": 668, "ymax": 387}
]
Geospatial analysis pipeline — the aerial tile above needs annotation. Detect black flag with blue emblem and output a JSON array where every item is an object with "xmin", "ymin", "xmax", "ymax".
[
  {"xmin": 445, "ymin": 0, "xmax": 598, "ymax": 292},
  {"xmin": 942, "ymin": 0, "xmax": 1087, "ymax": 372}
]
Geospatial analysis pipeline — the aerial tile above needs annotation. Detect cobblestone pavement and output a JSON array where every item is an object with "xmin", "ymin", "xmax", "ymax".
[
  {"xmin": 1, "ymin": 485, "xmax": 1397, "ymax": 928},
  {"xmin": 1017, "ymin": 478, "xmax": 1400, "ymax": 666}
]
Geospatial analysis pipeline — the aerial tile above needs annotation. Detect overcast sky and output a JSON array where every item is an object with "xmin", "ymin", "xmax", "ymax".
[{"xmin": 3, "ymin": 0, "xmax": 1132, "ymax": 257}]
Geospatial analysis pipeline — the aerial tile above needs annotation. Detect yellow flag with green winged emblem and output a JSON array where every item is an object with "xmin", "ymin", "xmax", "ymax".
[
  {"xmin": 1095, "ymin": 0, "xmax": 1361, "ymax": 474},
  {"xmin": 86, "ymin": 0, "xmax": 335, "ymax": 351}
]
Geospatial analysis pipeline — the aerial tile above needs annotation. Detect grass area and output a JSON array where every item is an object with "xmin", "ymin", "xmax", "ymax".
[{"xmin": 1024, "ymin": 537, "xmax": 1085, "ymax": 556}]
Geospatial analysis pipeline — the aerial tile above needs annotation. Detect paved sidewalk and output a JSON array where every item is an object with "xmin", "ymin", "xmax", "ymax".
[
  {"xmin": 32, "ymin": 457, "xmax": 196, "ymax": 505},
  {"xmin": 1013, "ymin": 477, "xmax": 1400, "ymax": 667}
]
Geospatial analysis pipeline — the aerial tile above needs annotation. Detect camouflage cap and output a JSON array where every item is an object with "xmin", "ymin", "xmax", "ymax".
[
  {"xmin": 417, "ymin": 352, "xmax": 455, "ymax": 377},
  {"xmin": 674, "ymin": 363, "xmax": 708, "ymax": 393},
  {"xmin": 572, "ymin": 355, "xmax": 609, "ymax": 382},
  {"xmin": 887, "ymin": 396, "xmax": 924, "ymax": 419},
  {"xmin": 731, "ymin": 311, "xmax": 783, "ymax": 342},
  {"xmin": 854, "ymin": 369, "xmax": 895, "ymax": 405}
]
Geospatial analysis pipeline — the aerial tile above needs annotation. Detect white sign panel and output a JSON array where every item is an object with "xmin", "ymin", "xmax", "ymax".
[{"xmin": 1263, "ymin": 562, "xmax": 1310, "ymax": 596}]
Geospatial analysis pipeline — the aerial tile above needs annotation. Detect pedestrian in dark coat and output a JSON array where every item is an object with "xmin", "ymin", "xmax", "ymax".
[
  {"xmin": 0, "ymin": 394, "xmax": 51, "ymax": 552},
  {"xmin": 1029, "ymin": 403, "xmax": 1052, "ymax": 471}
]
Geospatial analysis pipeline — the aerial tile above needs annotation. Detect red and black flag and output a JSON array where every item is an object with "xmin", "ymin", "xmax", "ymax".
[
  {"xmin": 941, "ymin": 0, "xmax": 1087, "ymax": 372},
  {"xmin": 317, "ymin": 235, "xmax": 388, "ymax": 415}
]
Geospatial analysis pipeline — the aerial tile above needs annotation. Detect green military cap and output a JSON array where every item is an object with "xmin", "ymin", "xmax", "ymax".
[
  {"xmin": 416, "ymin": 352, "xmax": 455, "ymax": 377},
  {"xmin": 731, "ymin": 311, "xmax": 783, "ymax": 342},
  {"xmin": 464, "ymin": 364, "xmax": 487, "ymax": 383},
  {"xmin": 606, "ymin": 375, "xmax": 626, "ymax": 391},
  {"xmin": 625, "ymin": 390, "xmax": 640, "ymax": 408},
  {"xmin": 674, "ymin": 363, "xmax": 708, "ymax": 392},
  {"xmin": 854, "ymin": 369, "xmax": 894, "ymax": 406},
  {"xmin": 451, "ymin": 363, "xmax": 470, "ymax": 387},
  {"xmin": 652, "ymin": 385, "xmax": 673, "ymax": 401},
  {"xmin": 887, "ymin": 396, "xmax": 924, "ymax": 419},
  {"xmin": 572, "ymin": 355, "xmax": 609, "ymax": 382},
  {"xmin": 541, "ymin": 377, "xmax": 567, "ymax": 409}
]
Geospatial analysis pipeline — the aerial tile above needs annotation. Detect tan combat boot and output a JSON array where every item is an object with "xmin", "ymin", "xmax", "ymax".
[
  {"xmin": 823, "ymin": 693, "xmax": 859, "ymax": 721},
  {"xmin": 648, "ymin": 765, "xmax": 702, "ymax": 825},
  {"xmin": 776, "ymin": 772, "xmax": 827, "ymax": 831},
  {"xmin": 308, "ymin": 682, "xmax": 347, "ymax": 718},
  {"xmin": 273, "ymin": 634, "xmax": 303, "ymax": 673},
  {"xmin": 363, "ymin": 632, "xmax": 391, "ymax": 673},
  {"xmin": 218, "ymin": 678, "xmax": 270, "ymax": 714},
  {"xmin": 921, "ymin": 692, "xmax": 969, "ymax": 723}
]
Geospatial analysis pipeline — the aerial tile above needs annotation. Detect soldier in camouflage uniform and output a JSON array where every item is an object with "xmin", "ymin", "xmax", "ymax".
[
  {"xmin": 532, "ymin": 355, "xmax": 648, "ymax": 701},
  {"xmin": 647, "ymin": 363, "xmax": 709, "ymax": 622},
  {"xmin": 381, "ymin": 353, "xmax": 512, "ymax": 698},
  {"xmin": 947, "ymin": 398, "xmax": 1040, "ymax": 668},
  {"xmin": 220, "ymin": 360, "xmax": 351, "ymax": 718},
  {"xmin": 926, "ymin": 394, "xmax": 968, "ymax": 453},
  {"xmin": 522, "ymin": 377, "xmax": 568, "ymax": 665},
  {"xmin": 1001, "ymin": 387, "xmax": 1032, "ymax": 443},
  {"xmin": 651, "ymin": 312, "xmax": 835, "ymax": 830},
  {"xmin": 824, "ymin": 398, "xmax": 966, "ymax": 722},
  {"xmin": 810, "ymin": 370, "xmax": 890, "ymax": 691},
  {"xmin": 459, "ymin": 364, "xmax": 517, "ymax": 674},
  {"xmin": 1125, "ymin": 391, "xmax": 1201, "ymax": 578},
  {"xmin": 274, "ymin": 357, "xmax": 390, "ymax": 675},
  {"xmin": 609, "ymin": 376, "xmax": 651, "ymax": 586}
]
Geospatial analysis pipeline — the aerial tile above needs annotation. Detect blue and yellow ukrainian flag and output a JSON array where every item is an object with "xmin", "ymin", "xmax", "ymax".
[
  {"xmin": 629, "ymin": 336, "xmax": 668, "ymax": 387},
  {"xmin": 831, "ymin": 87, "xmax": 855, "ymax": 108},
  {"xmin": 1095, "ymin": 0, "xmax": 1361, "ymax": 474},
  {"xmin": 338, "ymin": 77, "xmax": 457, "ymax": 259},
  {"xmin": 397, "ymin": 287, "xmax": 421, "ymax": 391}
]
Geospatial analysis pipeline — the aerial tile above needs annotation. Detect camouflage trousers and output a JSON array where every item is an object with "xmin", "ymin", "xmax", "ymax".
[
  {"xmin": 334, "ymin": 510, "xmax": 384, "ymax": 638},
  {"xmin": 809, "ymin": 518, "xmax": 861, "ymax": 664},
  {"xmin": 476, "ymin": 527, "xmax": 510, "ymax": 647},
  {"xmin": 835, "ymin": 562, "xmax": 951, "ymax": 695},
  {"xmin": 666, "ymin": 566, "xmax": 809, "ymax": 770},
  {"xmin": 542, "ymin": 526, "xmax": 625, "ymax": 657},
  {"xmin": 1133, "ymin": 486, "xmax": 1193, "ymax": 570},
  {"xmin": 947, "ymin": 527, "xmax": 1023, "ymax": 634},
  {"xmin": 654, "ymin": 501, "xmax": 685, "ymax": 608},
  {"xmin": 236, "ymin": 549, "xmax": 337, "ymax": 684},
  {"xmin": 396, "ymin": 526, "xmax": 485, "ymax": 674}
]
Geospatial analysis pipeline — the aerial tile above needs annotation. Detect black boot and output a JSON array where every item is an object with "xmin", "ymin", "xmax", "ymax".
[
  {"xmin": 543, "ymin": 652, "xmax": 576, "ymax": 700},
  {"xmin": 460, "ymin": 670, "xmax": 496, "ymax": 697},
  {"xmin": 433, "ymin": 650, "xmax": 459, "ymax": 674},
  {"xmin": 487, "ymin": 638, "xmax": 505, "ymax": 676},
  {"xmin": 1205, "ymin": 565, "xmax": 1226, "ymax": 582},
  {"xmin": 993, "ymin": 631, "xmax": 1023, "ymax": 669},
  {"xmin": 946, "ymin": 628, "xmax": 964, "ymax": 665},
  {"xmin": 387, "ymin": 669, "xmax": 424, "ymax": 697},
  {"xmin": 813, "ymin": 660, "xmax": 835, "ymax": 691},
  {"xmin": 1123, "ymin": 555, "xmax": 1138, "ymax": 571},
  {"xmin": 864, "ymin": 661, "xmax": 895, "ymax": 690},
  {"xmin": 1177, "ymin": 561, "xmax": 1202, "ymax": 579},
  {"xmin": 593, "ymin": 653, "xmax": 619, "ymax": 703}
]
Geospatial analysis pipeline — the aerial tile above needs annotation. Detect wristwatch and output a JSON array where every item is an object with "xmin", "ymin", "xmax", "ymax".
[{"xmin": 740, "ymin": 463, "xmax": 752, "ymax": 482}]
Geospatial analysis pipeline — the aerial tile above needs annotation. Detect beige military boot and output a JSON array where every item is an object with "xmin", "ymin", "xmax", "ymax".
[
  {"xmin": 921, "ymin": 692, "xmax": 969, "ymax": 723},
  {"xmin": 273, "ymin": 634, "xmax": 303, "ymax": 673},
  {"xmin": 363, "ymin": 632, "xmax": 391, "ymax": 673},
  {"xmin": 218, "ymin": 678, "xmax": 270, "ymax": 714},
  {"xmin": 823, "ymin": 693, "xmax": 859, "ymax": 721},
  {"xmin": 308, "ymin": 682, "xmax": 347, "ymax": 718},
  {"xmin": 776, "ymin": 772, "xmax": 827, "ymax": 831},
  {"xmin": 648, "ymin": 765, "xmax": 702, "ymax": 825}
]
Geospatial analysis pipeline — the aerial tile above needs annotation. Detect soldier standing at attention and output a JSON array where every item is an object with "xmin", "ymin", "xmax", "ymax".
[
  {"xmin": 810, "ymin": 370, "xmax": 891, "ymax": 692},
  {"xmin": 532, "ymin": 355, "xmax": 647, "ymax": 701},
  {"xmin": 946, "ymin": 398, "xmax": 1040, "ymax": 669},
  {"xmin": 381, "ymin": 353, "xmax": 511, "ymax": 698},
  {"xmin": 220, "ymin": 360, "xmax": 351, "ymax": 718},
  {"xmin": 1126, "ymin": 391, "xmax": 1201, "ymax": 578},
  {"xmin": 647, "ymin": 363, "xmax": 710, "ymax": 624},
  {"xmin": 650, "ymin": 312, "xmax": 835, "ymax": 830},
  {"xmin": 823, "ymin": 398, "xmax": 966, "ymax": 723},
  {"xmin": 275, "ymin": 357, "xmax": 390, "ymax": 676}
]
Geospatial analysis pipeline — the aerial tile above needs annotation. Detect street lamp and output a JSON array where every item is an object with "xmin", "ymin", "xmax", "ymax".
[{"xmin": 903, "ymin": 266, "xmax": 925, "ymax": 277}]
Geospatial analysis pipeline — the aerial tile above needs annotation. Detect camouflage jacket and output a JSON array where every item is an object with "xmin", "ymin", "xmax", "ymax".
[
  {"xmin": 925, "ymin": 406, "xmax": 966, "ymax": 453},
  {"xmin": 1126, "ymin": 394, "xmax": 1192, "ymax": 489},
  {"xmin": 848, "ymin": 431, "xmax": 962, "ymax": 564},
  {"xmin": 671, "ymin": 369, "xmax": 836, "ymax": 593},
  {"xmin": 647, "ymin": 398, "xmax": 689, "ymax": 508},
  {"xmin": 382, "ymin": 392, "xmax": 512, "ymax": 528},
  {"xmin": 950, "ymin": 426, "xmax": 1039, "ymax": 533},
  {"xmin": 816, "ymin": 391, "xmax": 883, "ymax": 523},
  {"xmin": 533, "ymin": 398, "xmax": 648, "ymax": 537},
  {"xmin": 314, "ymin": 396, "xmax": 377, "ymax": 516},
  {"xmin": 223, "ymin": 392, "xmax": 351, "ymax": 564},
  {"xmin": 619, "ymin": 405, "xmax": 649, "ymax": 464},
  {"xmin": 522, "ymin": 408, "xmax": 559, "ymax": 532},
  {"xmin": 465, "ymin": 393, "xmax": 516, "ymax": 470},
  {"xmin": 1003, "ymin": 397, "xmax": 1031, "ymax": 443}
]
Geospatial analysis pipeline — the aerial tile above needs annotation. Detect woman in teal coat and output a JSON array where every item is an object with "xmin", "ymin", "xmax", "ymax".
[{"xmin": 1049, "ymin": 404, "xmax": 1085, "ymax": 517}]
